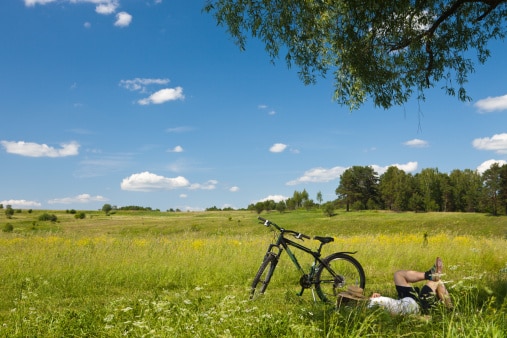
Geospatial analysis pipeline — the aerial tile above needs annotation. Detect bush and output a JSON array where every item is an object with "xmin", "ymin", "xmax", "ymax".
[
  {"xmin": 323, "ymin": 202, "xmax": 335, "ymax": 217},
  {"xmin": 2, "ymin": 223, "xmax": 13, "ymax": 232},
  {"xmin": 38, "ymin": 213, "xmax": 58, "ymax": 222},
  {"xmin": 74, "ymin": 212, "xmax": 86, "ymax": 219}
]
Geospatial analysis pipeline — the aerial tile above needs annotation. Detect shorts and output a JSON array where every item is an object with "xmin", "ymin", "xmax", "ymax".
[{"xmin": 367, "ymin": 296, "xmax": 419, "ymax": 315}]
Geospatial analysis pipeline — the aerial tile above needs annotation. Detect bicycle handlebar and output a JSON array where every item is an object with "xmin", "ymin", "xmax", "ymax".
[{"xmin": 257, "ymin": 216, "xmax": 311, "ymax": 240}]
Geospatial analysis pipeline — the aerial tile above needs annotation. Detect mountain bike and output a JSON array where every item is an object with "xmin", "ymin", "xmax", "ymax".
[{"xmin": 251, "ymin": 217, "xmax": 366, "ymax": 302}]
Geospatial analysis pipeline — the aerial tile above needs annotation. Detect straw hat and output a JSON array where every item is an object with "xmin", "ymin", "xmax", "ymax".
[{"xmin": 337, "ymin": 285, "xmax": 366, "ymax": 300}]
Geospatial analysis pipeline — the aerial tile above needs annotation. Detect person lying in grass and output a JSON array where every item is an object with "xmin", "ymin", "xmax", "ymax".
[{"xmin": 367, "ymin": 257, "xmax": 452, "ymax": 315}]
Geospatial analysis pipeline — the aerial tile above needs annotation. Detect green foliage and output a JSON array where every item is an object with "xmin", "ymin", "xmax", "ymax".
[
  {"xmin": 334, "ymin": 164, "xmax": 507, "ymax": 215},
  {"xmin": 101, "ymin": 204, "xmax": 112, "ymax": 214},
  {"xmin": 336, "ymin": 166, "xmax": 379, "ymax": 211},
  {"xmin": 38, "ymin": 213, "xmax": 58, "ymax": 222},
  {"xmin": 323, "ymin": 202, "xmax": 335, "ymax": 217},
  {"xmin": 2, "ymin": 223, "xmax": 13, "ymax": 233},
  {"xmin": 205, "ymin": 1, "xmax": 507, "ymax": 109},
  {"xmin": 74, "ymin": 212, "xmax": 86, "ymax": 219},
  {"xmin": 4, "ymin": 206, "xmax": 14, "ymax": 219}
]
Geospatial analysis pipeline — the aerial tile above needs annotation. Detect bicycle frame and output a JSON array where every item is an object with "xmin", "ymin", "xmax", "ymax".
[{"xmin": 267, "ymin": 233, "xmax": 325, "ymax": 276}]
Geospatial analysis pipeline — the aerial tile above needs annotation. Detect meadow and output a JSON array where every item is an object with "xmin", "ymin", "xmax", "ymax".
[{"xmin": 0, "ymin": 209, "xmax": 506, "ymax": 337}]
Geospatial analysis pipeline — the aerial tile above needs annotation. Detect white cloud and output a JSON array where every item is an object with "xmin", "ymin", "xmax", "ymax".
[
  {"xmin": 257, "ymin": 195, "xmax": 287, "ymax": 203},
  {"xmin": 474, "ymin": 94, "xmax": 507, "ymax": 113},
  {"xmin": 258, "ymin": 104, "xmax": 276, "ymax": 115},
  {"xmin": 286, "ymin": 166, "xmax": 347, "ymax": 185},
  {"xmin": 371, "ymin": 162, "xmax": 418, "ymax": 175},
  {"xmin": 472, "ymin": 133, "xmax": 507, "ymax": 154},
  {"xmin": 96, "ymin": 1, "xmax": 119, "ymax": 15},
  {"xmin": 166, "ymin": 126, "xmax": 194, "ymax": 133},
  {"xmin": 229, "ymin": 186, "xmax": 240, "ymax": 192},
  {"xmin": 189, "ymin": 180, "xmax": 218, "ymax": 190},
  {"xmin": 286, "ymin": 161, "xmax": 418, "ymax": 185},
  {"xmin": 47, "ymin": 194, "xmax": 108, "ymax": 205},
  {"xmin": 0, "ymin": 199, "xmax": 41, "ymax": 208},
  {"xmin": 84, "ymin": 22, "xmax": 91, "ymax": 28},
  {"xmin": 121, "ymin": 171, "xmax": 190, "ymax": 192},
  {"xmin": 269, "ymin": 143, "xmax": 287, "ymax": 153},
  {"xmin": 404, "ymin": 139, "xmax": 429, "ymax": 148},
  {"xmin": 119, "ymin": 78, "xmax": 170, "ymax": 92},
  {"xmin": 1, "ymin": 140, "xmax": 79, "ymax": 157},
  {"xmin": 24, "ymin": 0, "xmax": 56, "ymax": 6},
  {"xmin": 24, "ymin": 1, "xmax": 132, "ymax": 27},
  {"xmin": 114, "ymin": 11, "xmax": 132, "ymax": 27},
  {"xmin": 138, "ymin": 87, "xmax": 185, "ymax": 105},
  {"xmin": 25, "ymin": 0, "xmax": 120, "ymax": 14},
  {"xmin": 168, "ymin": 145, "xmax": 184, "ymax": 153},
  {"xmin": 477, "ymin": 159, "xmax": 507, "ymax": 174}
]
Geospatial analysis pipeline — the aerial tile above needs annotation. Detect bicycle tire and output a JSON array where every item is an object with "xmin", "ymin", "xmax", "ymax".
[
  {"xmin": 315, "ymin": 252, "xmax": 366, "ymax": 302},
  {"xmin": 250, "ymin": 253, "xmax": 278, "ymax": 299}
]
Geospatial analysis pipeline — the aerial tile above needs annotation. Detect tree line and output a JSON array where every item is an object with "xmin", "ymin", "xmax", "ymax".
[{"xmin": 248, "ymin": 163, "xmax": 507, "ymax": 216}]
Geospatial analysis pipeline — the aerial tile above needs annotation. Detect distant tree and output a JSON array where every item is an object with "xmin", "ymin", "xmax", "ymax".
[
  {"xmin": 409, "ymin": 193, "xmax": 425, "ymax": 213},
  {"xmin": 499, "ymin": 164, "xmax": 507, "ymax": 215},
  {"xmin": 205, "ymin": 1, "xmax": 507, "ymax": 110},
  {"xmin": 4, "ymin": 206, "xmax": 14, "ymax": 219},
  {"xmin": 263, "ymin": 200, "xmax": 276, "ymax": 211},
  {"xmin": 449, "ymin": 169, "xmax": 482, "ymax": 212},
  {"xmin": 0, "ymin": 204, "xmax": 3, "ymax": 209},
  {"xmin": 254, "ymin": 202, "xmax": 265, "ymax": 214},
  {"xmin": 316, "ymin": 191, "xmax": 323, "ymax": 206},
  {"xmin": 303, "ymin": 199, "xmax": 315, "ymax": 211},
  {"xmin": 413, "ymin": 168, "xmax": 442, "ymax": 211},
  {"xmin": 276, "ymin": 200, "xmax": 287, "ymax": 213},
  {"xmin": 102, "ymin": 204, "xmax": 112, "ymax": 215},
  {"xmin": 285, "ymin": 198, "xmax": 296, "ymax": 211},
  {"xmin": 336, "ymin": 166, "xmax": 379, "ymax": 211},
  {"xmin": 379, "ymin": 166, "xmax": 413, "ymax": 211},
  {"xmin": 482, "ymin": 163, "xmax": 503, "ymax": 215}
]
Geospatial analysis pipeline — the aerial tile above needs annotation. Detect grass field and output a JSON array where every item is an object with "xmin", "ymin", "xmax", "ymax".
[{"xmin": 1, "ymin": 209, "xmax": 506, "ymax": 337}]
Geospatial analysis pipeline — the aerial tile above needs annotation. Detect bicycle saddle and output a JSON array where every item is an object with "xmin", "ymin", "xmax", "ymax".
[{"xmin": 314, "ymin": 236, "xmax": 334, "ymax": 244}]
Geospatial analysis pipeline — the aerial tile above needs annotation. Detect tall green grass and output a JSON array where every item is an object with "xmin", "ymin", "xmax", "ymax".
[{"xmin": 0, "ymin": 210, "xmax": 506, "ymax": 336}]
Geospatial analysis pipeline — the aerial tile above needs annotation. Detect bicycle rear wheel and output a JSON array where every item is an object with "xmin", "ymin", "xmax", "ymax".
[
  {"xmin": 250, "ymin": 252, "xmax": 278, "ymax": 299},
  {"xmin": 315, "ymin": 253, "xmax": 365, "ymax": 302}
]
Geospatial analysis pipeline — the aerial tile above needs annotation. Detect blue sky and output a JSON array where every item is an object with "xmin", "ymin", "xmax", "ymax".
[{"xmin": 1, "ymin": 0, "xmax": 507, "ymax": 211}]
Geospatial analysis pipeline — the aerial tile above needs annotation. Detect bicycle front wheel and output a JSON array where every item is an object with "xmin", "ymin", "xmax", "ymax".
[
  {"xmin": 315, "ymin": 253, "xmax": 365, "ymax": 302},
  {"xmin": 250, "ymin": 252, "xmax": 278, "ymax": 299}
]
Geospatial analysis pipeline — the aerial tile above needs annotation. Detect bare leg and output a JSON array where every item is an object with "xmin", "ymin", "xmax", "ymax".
[
  {"xmin": 393, "ymin": 270, "xmax": 426, "ymax": 286},
  {"xmin": 420, "ymin": 280, "xmax": 452, "ymax": 308},
  {"xmin": 394, "ymin": 257, "xmax": 443, "ymax": 286}
]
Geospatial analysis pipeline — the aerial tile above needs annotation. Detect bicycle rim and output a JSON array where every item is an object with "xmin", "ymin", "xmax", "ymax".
[{"xmin": 315, "ymin": 253, "xmax": 365, "ymax": 302}]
